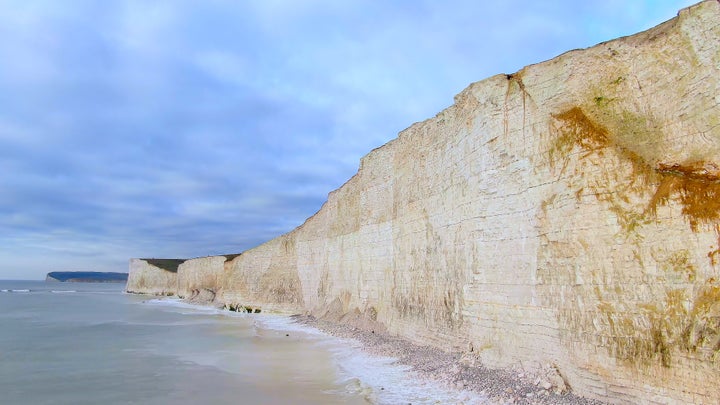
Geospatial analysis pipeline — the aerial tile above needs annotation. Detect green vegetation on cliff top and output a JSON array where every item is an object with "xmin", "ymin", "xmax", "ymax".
[{"xmin": 142, "ymin": 259, "xmax": 186, "ymax": 273}]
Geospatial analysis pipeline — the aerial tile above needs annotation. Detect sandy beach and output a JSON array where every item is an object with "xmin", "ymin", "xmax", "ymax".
[{"xmin": 293, "ymin": 314, "xmax": 606, "ymax": 405}]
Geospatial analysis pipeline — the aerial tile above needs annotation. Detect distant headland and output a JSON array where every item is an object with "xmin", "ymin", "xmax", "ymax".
[{"xmin": 46, "ymin": 271, "xmax": 128, "ymax": 283}]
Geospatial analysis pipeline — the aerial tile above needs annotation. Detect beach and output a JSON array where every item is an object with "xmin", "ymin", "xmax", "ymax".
[
  {"xmin": 294, "ymin": 314, "xmax": 606, "ymax": 405},
  {"xmin": 148, "ymin": 292, "xmax": 609, "ymax": 404}
]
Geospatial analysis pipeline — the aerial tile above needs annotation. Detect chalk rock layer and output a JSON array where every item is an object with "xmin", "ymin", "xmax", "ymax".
[{"xmin": 127, "ymin": 2, "xmax": 720, "ymax": 403}]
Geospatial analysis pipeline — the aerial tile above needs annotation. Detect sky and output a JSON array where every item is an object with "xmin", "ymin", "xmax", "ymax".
[{"xmin": 0, "ymin": 0, "xmax": 697, "ymax": 279}]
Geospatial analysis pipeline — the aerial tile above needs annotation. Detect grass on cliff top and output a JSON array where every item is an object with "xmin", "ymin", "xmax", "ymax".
[
  {"xmin": 142, "ymin": 258, "xmax": 186, "ymax": 273},
  {"xmin": 142, "ymin": 255, "xmax": 241, "ymax": 272}
]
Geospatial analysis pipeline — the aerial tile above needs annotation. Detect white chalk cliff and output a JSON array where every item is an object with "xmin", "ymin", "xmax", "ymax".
[{"xmin": 127, "ymin": 2, "xmax": 720, "ymax": 403}]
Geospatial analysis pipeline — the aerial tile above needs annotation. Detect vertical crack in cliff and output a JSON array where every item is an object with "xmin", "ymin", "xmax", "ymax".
[{"xmin": 504, "ymin": 72, "xmax": 535, "ymax": 142}]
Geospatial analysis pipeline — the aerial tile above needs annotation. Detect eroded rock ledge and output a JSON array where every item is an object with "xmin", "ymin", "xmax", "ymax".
[{"xmin": 126, "ymin": 2, "xmax": 720, "ymax": 403}]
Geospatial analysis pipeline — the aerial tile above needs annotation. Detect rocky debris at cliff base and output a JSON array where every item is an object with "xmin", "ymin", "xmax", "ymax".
[{"xmin": 292, "ymin": 315, "xmax": 605, "ymax": 405}]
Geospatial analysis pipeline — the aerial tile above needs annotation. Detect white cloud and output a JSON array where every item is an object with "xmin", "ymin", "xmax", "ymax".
[{"xmin": 0, "ymin": 0, "xmax": 697, "ymax": 279}]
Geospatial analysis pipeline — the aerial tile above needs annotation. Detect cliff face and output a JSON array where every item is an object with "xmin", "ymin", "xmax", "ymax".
[
  {"xmin": 126, "ymin": 2, "xmax": 720, "ymax": 403},
  {"xmin": 126, "ymin": 259, "xmax": 181, "ymax": 296}
]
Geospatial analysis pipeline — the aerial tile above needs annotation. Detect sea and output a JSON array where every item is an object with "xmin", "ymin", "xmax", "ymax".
[{"xmin": 0, "ymin": 280, "xmax": 482, "ymax": 405}]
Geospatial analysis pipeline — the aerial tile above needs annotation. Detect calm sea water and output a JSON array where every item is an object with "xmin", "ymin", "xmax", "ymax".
[{"xmin": 0, "ymin": 281, "xmax": 481, "ymax": 405}]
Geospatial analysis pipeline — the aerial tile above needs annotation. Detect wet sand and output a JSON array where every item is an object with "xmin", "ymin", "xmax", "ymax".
[{"xmin": 293, "ymin": 315, "xmax": 606, "ymax": 405}]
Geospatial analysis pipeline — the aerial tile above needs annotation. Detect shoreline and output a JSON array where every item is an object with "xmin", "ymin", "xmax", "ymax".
[
  {"xmin": 292, "ymin": 314, "xmax": 605, "ymax": 405},
  {"xmin": 152, "ymin": 291, "xmax": 606, "ymax": 404}
]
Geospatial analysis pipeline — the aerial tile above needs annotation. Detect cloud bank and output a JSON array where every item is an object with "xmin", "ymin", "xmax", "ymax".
[{"xmin": 0, "ymin": 0, "xmax": 694, "ymax": 279}]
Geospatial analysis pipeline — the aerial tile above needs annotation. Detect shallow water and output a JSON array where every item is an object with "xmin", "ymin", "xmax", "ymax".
[{"xmin": 0, "ymin": 280, "xmax": 482, "ymax": 404}]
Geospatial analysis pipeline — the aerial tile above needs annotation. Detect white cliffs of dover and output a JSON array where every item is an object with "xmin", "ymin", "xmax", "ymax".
[{"xmin": 126, "ymin": 1, "xmax": 720, "ymax": 403}]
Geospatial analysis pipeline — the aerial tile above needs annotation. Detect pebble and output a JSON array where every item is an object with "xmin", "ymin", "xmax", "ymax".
[{"xmin": 292, "ymin": 315, "xmax": 606, "ymax": 405}]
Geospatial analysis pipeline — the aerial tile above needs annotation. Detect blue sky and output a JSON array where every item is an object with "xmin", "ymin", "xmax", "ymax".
[{"xmin": 0, "ymin": 0, "xmax": 695, "ymax": 279}]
